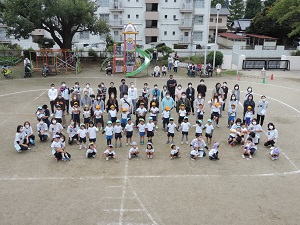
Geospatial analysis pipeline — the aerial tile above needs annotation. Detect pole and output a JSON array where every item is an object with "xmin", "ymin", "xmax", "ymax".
[
  {"xmin": 213, "ymin": 4, "xmax": 221, "ymax": 73},
  {"xmin": 204, "ymin": 0, "xmax": 212, "ymax": 72}
]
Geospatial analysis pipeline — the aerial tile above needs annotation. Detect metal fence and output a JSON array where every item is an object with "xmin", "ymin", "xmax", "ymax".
[{"xmin": 242, "ymin": 59, "xmax": 290, "ymax": 70}]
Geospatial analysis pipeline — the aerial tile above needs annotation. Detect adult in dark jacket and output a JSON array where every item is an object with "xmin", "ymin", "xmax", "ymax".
[
  {"xmin": 221, "ymin": 82, "xmax": 229, "ymax": 111},
  {"xmin": 106, "ymin": 94, "xmax": 119, "ymax": 113},
  {"xmin": 243, "ymin": 94, "xmax": 255, "ymax": 122},
  {"xmin": 119, "ymin": 79, "xmax": 128, "ymax": 99},
  {"xmin": 186, "ymin": 83, "xmax": 195, "ymax": 115},
  {"xmin": 197, "ymin": 79, "xmax": 207, "ymax": 98},
  {"xmin": 166, "ymin": 75, "xmax": 177, "ymax": 100},
  {"xmin": 176, "ymin": 92, "xmax": 191, "ymax": 113},
  {"xmin": 108, "ymin": 82, "xmax": 117, "ymax": 99}
]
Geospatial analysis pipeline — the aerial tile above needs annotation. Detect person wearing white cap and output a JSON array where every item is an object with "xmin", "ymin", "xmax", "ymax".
[
  {"xmin": 145, "ymin": 142, "xmax": 155, "ymax": 159},
  {"xmin": 146, "ymin": 117, "xmax": 155, "ymax": 143},
  {"xmin": 102, "ymin": 121, "xmax": 114, "ymax": 146},
  {"xmin": 128, "ymin": 142, "xmax": 139, "ymax": 159},
  {"xmin": 204, "ymin": 119, "xmax": 214, "ymax": 145},
  {"xmin": 114, "ymin": 120, "xmax": 123, "ymax": 148},
  {"xmin": 51, "ymin": 135, "xmax": 71, "ymax": 161},
  {"xmin": 179, "ymin": 116, "xmax": 191, "ymax": 145},
  {"xmin": 102, "ymin": 144, "xmax": 116, "ymax": 161},
  {"xmin": 190, "ymin": 144, "xmax": 200, "ymax": 160},
  {"xmin": 270, "ymin": 147, "xmax": 280, "ymax": 160}
]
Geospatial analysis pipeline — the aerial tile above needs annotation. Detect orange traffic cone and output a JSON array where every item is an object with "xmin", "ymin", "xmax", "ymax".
[
  {"xmin": 238, "ymin": 75, "xmax": 240, "ymax": 81},
  {"xmin": 270, "ymin": 74, "xmax": 274, "ymax": 80}
]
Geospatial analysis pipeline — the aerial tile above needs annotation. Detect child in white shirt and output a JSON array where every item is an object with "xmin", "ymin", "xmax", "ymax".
[
  {"xmin": 197, "ymin": 103, "xmax": 205, "ymax": 120},
  {"xmin": 194, "ymin": 120, "xmax": 204, "ymax": 137},
  {"xmin": 209, "ymin": 142, "xmax": 220, "ymax": 160},
  {"xmin": 245, "ymin": 106, "xmax": 253, "ymax": 126},
  {"xmin": 108, "ymin": 105, "xmax": 118, "ymax": 124},
  {"xmin": 137, "ymin": 118, "xmax": 146, "ymax": 145},
  {"xmin": 135, "ymin": 103, "xmax": 147, "ymax": 126},
  {"xmin": 121, "ymin": 108, "xmax": 129, "ymax": 128},
  {"xmin": 83, "ymin": 105, "xmax": 91, "ymax": 128},
  {"xmin": 242, "ymin": 138, "xmax": 255, "ymax": 159},
  {"xmin": 87, "ymin": 121, "xmax": 98, "ymax": 143},
  {"xmin": 94, "ymin": 105, "xmax": 103, "ymax": 130},
  {"xmin": 149, "ymin": 102, "xmax": 159, "ymax": 130},
  {"xmin": 146, "ymin": 117, "xmax": 155, "ymax": 143},
  {"xmin": 67, "ymin": 120, "xmax": 79, "ymax": 145},
  {"xmin": 204, "ymin": 119, "xmax": 214, "ymax": 145},
  {"xmin": 102, "ymin": 144, "xmax": 116, "ymax": 161},
  {"xmin": 86, "ymin": 143, "xmax": 97, "ymax": 158},
  {"xmin": 166, "ymin": 118, "xmax": 177, "ymax": 144},
  {"xmin": 102, "ymin": 121, "xmax": 114, "ymax": 146},
  {"xmin": 77, "ymin": 123, "xmax": 87, "ymax": 149},
  {"xmin": 54, "ymin": 105, "xmax": 63, "ymax": 124},
  {"xmin": 124, "ymin": 118, "xmax": 134, "ymax": 145},
  {"xmin": 180, "ymin": 117, "xmax": 191, "ymax": 145},
  {"xmin": 162, "ymin": 106, "xmax": 170, "ymax": 131},
  {"xmin": 190, "ymin": 144, "xmax": 200, "ymax": 160},
  {"xmin": 114, "ymin": 120, "xmax": 123, "ymax": 148},
  {"xmin": 270, "ymin": 147, "xmax": 280, "ymax": 161},
  {"xmin": 37, "ymin": 119, "xmax": 49, "ymax": 142},
  {"xmin": 228, "ymin": 104, "xmax": 236, "ymax": 127},
  {"xmin": 170, "ymin": 144, "xmax": 181, "ymax": 160},
  {"xmin": 145, "ymin": 142, "xmax": 155, "ymax": 159},
  {"xmin": 49, "ymin": 118, "xmax": 64, "ymax": 139},
  {"xmin": 128, "ymin": 142, "xmax": 139, "ymax": 159},
  {"xmin": 177, "ymin": 104, "xmax": 187, "ymax": 129}
]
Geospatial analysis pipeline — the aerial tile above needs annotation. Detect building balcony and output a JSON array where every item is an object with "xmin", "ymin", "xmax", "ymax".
[
  {"xmin": 179, "ymin": 19, "xmax": 192, "ymax": 29},
  {"xmin": 179, "ymin": 3, "xmax": 193, "ymax": 12},
  {"xmin": 110, "ymin": 2, "xmax": 124, "ymax": 11},
  {"xmin": 109, "ymin": 19, "xmax": 123, "ymax": 28},
  {"xmin": 145, "ymin": 0, "xmax": 159, "ymax": 3},
  {"xmin": 145, "ymin": 28, "xmax": 159, "ymax": 36},
  {"xmin": 145, "ymin": 11, "xmax": 159, "ymax": 20},
  {"xmin": 178, "ymin": 36, "xmax": 191, "ymax": 44}
]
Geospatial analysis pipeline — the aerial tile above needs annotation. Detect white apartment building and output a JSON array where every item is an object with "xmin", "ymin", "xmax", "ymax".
[{"xmin": 72, "ymin": 0, "xmax": 211, "ymax": 51}]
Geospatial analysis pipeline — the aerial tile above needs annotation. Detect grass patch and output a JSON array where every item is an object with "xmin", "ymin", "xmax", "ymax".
[{"xmin": 221, "ymin": 70, "xmax": 243, "ymax": 76}]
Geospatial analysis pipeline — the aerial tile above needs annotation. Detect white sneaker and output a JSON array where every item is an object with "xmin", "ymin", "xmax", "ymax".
[
  {"xmin": 170, "ymin": 157, "xmax": 173, "ymax": 160},
  {"xmin": 242, "ymin": 155, "xmax": 245, "ymax": 159},
  {"xmin": 186, "ymin": 141, "xmax": 189, "ymax": 145},
  {"xmin": 181, "ymin": 141, "xmax": 183, "ymax": 145},
  {"xmin": 106, "ymin": 157, "xmax": 109, "ymax": 161},
  {"xmin": 270, "ymin": 147, "xmax": 275, "ymax": 150},
  {"xmin": 249, "ymin": 155, "xmax": 252, "ymax": 159},
  {"xmin": 216, "ymin": 125, "xmax": 220, "ymax": 128},
  {"xmin": 191, "ymin": 158, "xmax": 195, "ymax": 161},
  {"xmin": 126, "ymin": 143, "xmax": 129, "ymax": 146}
]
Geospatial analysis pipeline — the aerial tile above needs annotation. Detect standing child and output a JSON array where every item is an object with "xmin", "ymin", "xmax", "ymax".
[
  {"xmin": 137, "ymin": 118, "xmax": 146, "ymax": 145},
  {"xmin": 124, "ymin": 118, "xmax": 134, "ymax": 145},
  {"xmin": 135, "ymin": 102, "xmax": 147, "ymax": 126},
  {"xmin": 121, "ymin": 108, "xmax": 129, "ymax": 128},
  {"xmin": 210, "ymin": 102, "xmax": 221, "ymax": 128},
  {"xmin": 37, "ymin": 119, "xmax": 49, "ymax": 142},
  {"xmin": 204, "ymin": 119, "xmax": 214, "ymax": 145},
  {"xmin": 270, "ymin": 147, "xmax": 280, "ymax": 160},
  {"xmin": 71, "ymin": 102, "xmax": 81, "ymax": 124},
  {"xmin": 108, "ymin": 105, "xmax": 118, "ymax": 125},
  {"xmin": 145, "ymin": 142, "xmax": 155, "ymax": 159},
  {"xmin": 209, "ymin": 142, "xmax": 220, "ymax": 160},
  {"xmin": 86, "ymin": 143, "xmax": 97, "ymax": 158},
  {"xmin": 83, "ymin": 105, "xmax": 91, "ymax": 128},
  {"xmin": 54, "ymin": 105, "xmax": 63, "ymax": 124},
  {"xmin": 128, "ymin": 141, "xmax": 140, "ymax": 159},
  {"xmin": 94, "ymin": 105, "xmax": 104, "ymax": 131},
  {"xmin": 228, "ymin": 104, "xmax": 237, "ymax": 127},
  {"xmin": 77, "ymin": 123, "xmax": 87, "ymax": 149},
  {"xmin": 247, "ymin": 118, "xmax": 262, "ymax": 145},
  {"xmin": 180, "ymin": 116, "xmax": 191, "ymax": 145},
  {"xmin": 102, "ymin": 121, "xmax": 114, "ymax": 146},
  {"xmin": 196, "ymin": 103, "xmax": 205, "ymax": 120},
  {"xmin": 177, "ymin": 104, "xmax": 186, "ymax": 129},
  {"xmin": 102, "ymin": 144, "xmax": 116, "ymax": 161},
  {"xmin": 149, "ymin": 102, "xmax": 159, "ymax": 130},
  {"xmin": 49, "ymin": 118, "xmax": 64, "ymax": 140},
  {"xmin": 240, "ymin": 123, "xmax": 248, "ymax": 144},
  {"xmin": 193, "ymin": 120, "xmax": 204, "ymax": 137},
  {"xmin": 162, "ymin": 106, "xmax": 170, "ymax": 131},
  {"xmin": 114, "ymin": 119, "xmax": 123, "ymax": 148},
  {"xmin": 166, "ymin": 118, "xmax": 177, "ymax": 144},
  {"xmin": 146, "ymin": 117, "xmax": 155, "ymax": 143},
  {"xmin": 245, "ymin": 106, "xmax": 253, "ymax": 127},
  {"xmin": 87, "ymin": 121, "xmax": 98, "ymax": 143},
  {"xmin": 170, "ymin": 144, "xmax": 181, "ymax": 160}
]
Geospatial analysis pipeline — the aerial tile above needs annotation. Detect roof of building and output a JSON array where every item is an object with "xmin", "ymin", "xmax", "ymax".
[
  {"xmin": 246, "ymin": 34, "xmax": 277, "ymax": 40},
  {"xmin": 231, "ymin": 19, "xmax": 252, "ymax": 31},
  {"xmin": 219, "ymin": 33, "xmax": 249, "ymax": 39},
  {"xmin": 210, "ymin": 8, "xmax": 230, "ymax": 15}
]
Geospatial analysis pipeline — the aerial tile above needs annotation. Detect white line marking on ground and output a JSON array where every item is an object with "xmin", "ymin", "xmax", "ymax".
[
  {"xmin": 105, "ymin": 209, "xmax": 144, "ymax": 212},
  {"xmin": 103, "ymin": 196, "xmax": 136, "ymax": 200},
  {"xmin": 0, "ymin": 89, "xmax": 47, "ymax": 98},
  {"xmin": 107, "ymin": 186, "xmax": 123, "ymax": 188},
  {"xmin": 33, "ymin": 91, "xmax": 46, "ymax": 101},
  {"xmin": 119, "ymin": 159, "xmax": 129, "ymax": 225}
]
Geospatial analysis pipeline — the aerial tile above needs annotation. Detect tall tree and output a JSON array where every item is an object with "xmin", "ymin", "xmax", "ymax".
[
  {"xmin": 244, "ymin": 0, "xmax": 262, "ymax": 19},
  {"xmin": 211, "ymin": 0, "xmax": 226, "ymax": 7},
  {"xmin": 0, "ymin": 0, "xmax": 110, "ymax": 49},
  {"xmin": 268, "ymin": 0, "xmax": 300, "ymax": 38},
  {"xmin": 228, "ymin": 0, "xmax": 244, "ymax": 25}
]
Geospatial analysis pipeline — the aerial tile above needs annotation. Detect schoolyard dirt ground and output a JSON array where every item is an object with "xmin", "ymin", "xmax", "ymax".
[{"xmin": 0, "ymin": 63, "xmax": 300, "ymax": 225}]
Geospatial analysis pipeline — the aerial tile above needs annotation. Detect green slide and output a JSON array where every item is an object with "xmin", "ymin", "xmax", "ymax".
[{"xmin": 126, "ymin": 48, "xmax": 151, "ymax": 77}]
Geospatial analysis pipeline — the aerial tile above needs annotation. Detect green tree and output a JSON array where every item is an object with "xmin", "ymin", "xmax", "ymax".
[
  {"xmin": 268, "ymin": 0, "xmax": 300, "ymax": 38},
  {"xmin": 228, "ymin": 0, "xmax": 244, "ymax": 25},
  {"xmin": 206, "ymin": 51, "xmax": 223, "ymax": 66},
  {"xmin": 156, "ymin": 46, "xmax": 173, "ymax": 59},
  {"xmin": 244, "ymin": 0, "xmax": 262, "ymax": 19},
  {"xmin": 1, "ymin": 0, "xmax": 110, "ymax": 49},
  {"xmin": 211, "ymin": 0, "xmax": 226, "ymax": 7},
  {"xmin": 263, "ymin": 0, "xmax": 276, "ymax": 8}
]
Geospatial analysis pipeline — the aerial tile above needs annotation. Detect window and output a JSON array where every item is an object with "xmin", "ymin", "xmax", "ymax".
[
  {"xmin": 184, "ymin": 32, "xmax": 189, "ymax": 37},
  {"xmin": 165, "ymin": 0, "xmax": 168, "ymax": 2},
  {"xmin": 216, "ymin": 18, "xmax": 222, "ymax": 23},
  {"xmin": 127, "ymin": 14, "xmax": 130, "ymax": 19},
  {"xmin": 174, "ymin": 0, "xmax": 176, "ymax": 2},
  {"xmin": 173, "ymin": 31, "xmax": 175, "ymax": 35},
  {"xmin": 194, "ymin": 0, "xmax": 204, "ymax": 8},
  {"xmin": 114, "ymin": 31, "xmax": 119, "ymax": 36},
  {"xmin": 164, "ymin": 31, "xmax": 167, "ymax": 35},
  {"xmin": 114, "ymin": 14, "xmax": 118, "ymax": 19},
  {"xmin": 210, "ymin": 18, "xmax": 213, "ymax": 22},
  {"xmin": 173, "ymin": 15, "xmax": 177, "ymax": 20},
  {"xmin": 136, "ymin": 14, "xmax": 139, "ymax": 19},
  {"xmin": 79, "ymin": 31, "xmax": 90, "ymax": 39},
  {"xmin": 193, "ymin": 31, "xmax": 203, "ymax": 41},
  {"xmin": 98, "ymin": 0, "xmax": 109, "ymax": 7},
  {"xmin": 165, "ymin": 15, "xmax": 167, "ymax": 19},
  {"xmin": 99, "ymin": 14, "xmax": 109, "ymax": 22},
  {"xmin": 194, "ymin": 15, "xmax": 204, "ymax": 25}
]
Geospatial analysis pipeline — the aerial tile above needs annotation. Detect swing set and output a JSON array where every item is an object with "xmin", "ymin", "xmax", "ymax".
[{"xmin": 29, "ymin": 49, "xmax": 80, "ymax": 75}]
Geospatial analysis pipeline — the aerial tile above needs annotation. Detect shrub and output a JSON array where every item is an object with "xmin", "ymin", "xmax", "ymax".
[
  {"xmin": 290, "ymin": 50, "xmax": 300, "ymax": 56},
  {"xmin": 206, "ymin": 51, "xmax": 224, "ymax": 67},
  {"xmin": 88, "ymin": 48, "xmax": 98, "ymax": 58}
]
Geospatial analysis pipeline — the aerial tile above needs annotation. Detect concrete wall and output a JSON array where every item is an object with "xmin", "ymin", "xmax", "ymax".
[
  {"xmin": 231, "ymin": 45, "xmax": 291, "ymax": 58},
  {"xmin": 221, "ymin": 54, "xmax": 245, "ymax": 70},
  {"xmin": 281, "ymin": 55, "xmax": 300, "ymax": 70}
]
